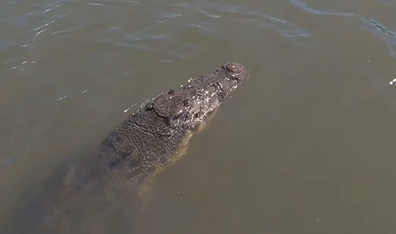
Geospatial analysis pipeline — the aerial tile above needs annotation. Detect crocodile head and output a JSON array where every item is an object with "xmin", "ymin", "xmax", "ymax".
[{"xmin": 147, "ymin": 62, "xmax": 247, "ymax": 131}]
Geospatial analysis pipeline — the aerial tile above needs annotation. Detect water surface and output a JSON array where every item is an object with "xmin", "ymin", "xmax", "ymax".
[{"xmin": 1, "ymin": 0, "xmax": 396, "ymax": 233}]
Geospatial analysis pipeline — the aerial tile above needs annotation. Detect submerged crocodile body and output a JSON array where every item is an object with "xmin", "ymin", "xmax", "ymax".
[{"xmin": 3, "ymin": 62, "xmax": 247, "ymax": 234}]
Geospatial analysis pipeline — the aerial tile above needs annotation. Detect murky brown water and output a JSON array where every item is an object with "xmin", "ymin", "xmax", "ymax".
[{"xmin": 1, "ymin": 0, "xmax": 396, "ymax": 233}]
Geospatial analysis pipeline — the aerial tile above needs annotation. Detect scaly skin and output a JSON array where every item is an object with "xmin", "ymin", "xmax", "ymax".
[{"xmin": 2, "ymin": 62, "xmax": 247, "ymax": 234}]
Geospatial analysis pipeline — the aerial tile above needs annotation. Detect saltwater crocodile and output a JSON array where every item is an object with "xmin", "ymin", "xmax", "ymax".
[{"xmin": 3, "ymin": 62, "xmax": 247, "ymax": 234}]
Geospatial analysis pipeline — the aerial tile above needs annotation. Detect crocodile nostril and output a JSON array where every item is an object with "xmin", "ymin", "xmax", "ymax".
[{"xmin": 225, "ymin": 62, "xmax": 243, "ymax": 73}]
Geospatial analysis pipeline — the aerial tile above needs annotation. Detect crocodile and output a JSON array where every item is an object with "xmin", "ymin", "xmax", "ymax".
[{"xmin": 2, "ymin": 62, "xmax": 247, "ymax": 234}]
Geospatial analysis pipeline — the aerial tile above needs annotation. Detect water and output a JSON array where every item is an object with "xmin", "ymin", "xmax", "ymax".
[{"xmin": 1, "ymin": 0, "xmax": 396, "ymax": 233}]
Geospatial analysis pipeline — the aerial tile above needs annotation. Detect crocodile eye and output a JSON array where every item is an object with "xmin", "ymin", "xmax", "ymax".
[
  {"xmin": 183, "ymin": 99, "xmax": 190, "ymax": 106},
  {"xmin": 145, "ymin": 103, "xmax": 153, "ymax": 110},
  {"xmin": 168, "ymin": 89, "xmax": 175, "ymax": 95}
]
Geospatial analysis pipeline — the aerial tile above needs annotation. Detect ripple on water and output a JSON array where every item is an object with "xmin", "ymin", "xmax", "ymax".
[
  {"xmin": 288, "ymin": 0, "xmax": 355, "ymax": 17},
  {"xmin": 173, "ymin": 2, "xmax": 221, "ymax": 19},
  {"xmin": 157, "ymin": 12, "xmax": 182, "ymax": 24},
  {"xmin": 360, "ymin": 17, "xmax": 396, "ymax": 58},
  {"xmin": 1, "ymin": 0, "xmax": 67, "ymax": 73},
  {"xmin": 1, "ymin": 0, "xmax": 316, "ymax": 72},
  {"xmin": 220, "ymin": 3, "xmax": 314, "ymax": 45},
  {"xmin": 172, "ymin": 1, "xmax": 314, "ymax": 47},
  {"xmin": 375, "ymin": 0, "xmax": 396, "ymax": 7},
  {"xmin": 286, "ymin": 0, "xmax": 396, "ymax": 58}
]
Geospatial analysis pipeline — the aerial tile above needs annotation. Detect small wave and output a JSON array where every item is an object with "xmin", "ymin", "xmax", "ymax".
[
  {"xmin": 218, "ymin": 4, "xmax": 293, "ymax": 26},
  {"xmin": 289, "ymin": 0, "xmax": 355, "ymax": 18},
  {"xmin": 375, "ymin": 0, "xmax": 396, "ymax": 7},
  {"xmin": 122, "ymin": 32, "xmax": 169, "ymax": 42},
  {"xmin": 120, "ymin": 0, "xmax": 146, "ymax": 6},
  {"xmin": 196, "ymin": 9, "xmax": 220, "ymax": 19},
  {"xmin": 157, "ymin": 12, "xmax": 182, "ymax": 24},
  {"xmin": 86, "ymin": 2, "xmax": 104, "ymax": 7},
  {"xmin": 219, "ymin": 3, "xmax": 313, "ymax": 42},
  {"xmin": 173, "ymin": 2, "xmax": 313, "ymax": 45},
  {"xmin": 96, "ymin": 40, "xmax": 150, "ymax": 51},
  {"xmin": 361, "ymin": 17, "xmax": 395, "ymax": 37},
  {"xmin": 173, "ymin": 2, "xmax": 221, "ymax": 19},
  {"xmin": 285, "ymin": 0, "xmax": 396, "ymax": 57},
  {"xmin": 360, "ymin": 17, "xmax": 396, "ymax": 57}
]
